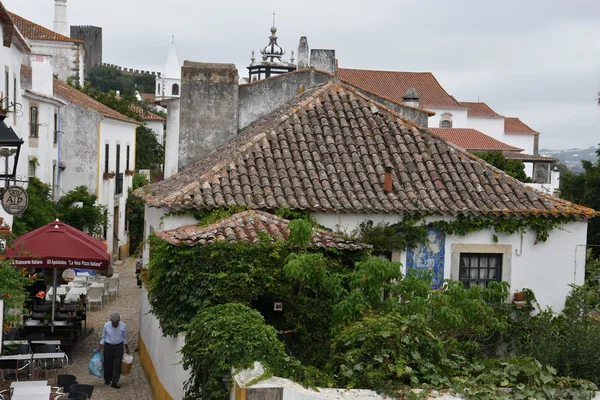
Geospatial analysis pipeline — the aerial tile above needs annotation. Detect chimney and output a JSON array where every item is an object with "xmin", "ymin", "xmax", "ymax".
[
  {"xmin": 402, "ymin": 88, "xmax": 420, "ymax": 108},
  {"xmin": 383, "ymin": 167, "xmax": 393, "ymax": 193},
  {"xmin": 310, "ymin": 49, "xmax": 336, "ymax": 75},
  {"xmin": 297, "ymin": 36, "xmax": 309, "ymax": 69},
  {"xmin": 53, "ymin": 0, "xmax": 68, "ymax": 36},
  {"xmin": 31, "ymin": 55, "xmax": 53, "ymax": 96},
  {"xmin": 178, "ymin": 62, "xmax": 239, "ymax": 171}
]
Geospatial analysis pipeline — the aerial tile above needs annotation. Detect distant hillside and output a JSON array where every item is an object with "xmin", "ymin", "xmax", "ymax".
[{"xmin": 540, "ymin": 146, "xmax": 599, "ymax": 173}]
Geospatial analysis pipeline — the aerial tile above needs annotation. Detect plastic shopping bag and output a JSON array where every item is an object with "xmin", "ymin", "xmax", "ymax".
[
  {"xmin": 121, "ymin": 353, "xmax": 134, "ymax": 376},
  {"xmin": 89, "ymin": 349, "xmax": 104, "ymax": 378}
]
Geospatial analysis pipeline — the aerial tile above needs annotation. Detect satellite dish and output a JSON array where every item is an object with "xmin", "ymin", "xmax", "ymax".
[{"xmin": 62, "ymin": 268, "xmax": 75, "ymax": 281}]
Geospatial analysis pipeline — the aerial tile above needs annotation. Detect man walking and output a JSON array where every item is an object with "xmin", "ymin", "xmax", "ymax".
[{"xmin": 97, "ymin": 312, "xmax": 130, "ymax": 389}]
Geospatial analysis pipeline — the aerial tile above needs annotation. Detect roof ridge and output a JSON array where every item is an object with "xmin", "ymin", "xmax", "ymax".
[{"xmin": 8, "ymin": 11, "xmax": 83, "ymax": 43}]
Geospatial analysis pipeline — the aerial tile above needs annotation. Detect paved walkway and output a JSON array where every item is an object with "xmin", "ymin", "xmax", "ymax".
[{"xmin": 66, "ymin": 257, "xmax": 154, "ymax": 399}]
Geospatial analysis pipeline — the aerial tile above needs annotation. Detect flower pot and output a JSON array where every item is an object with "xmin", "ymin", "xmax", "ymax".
[{"xmin": 513, "ymin": 292, "xmax": 525, "ymax": 302}]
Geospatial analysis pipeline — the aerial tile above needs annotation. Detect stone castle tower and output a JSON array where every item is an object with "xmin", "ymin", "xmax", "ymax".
[{"xmin": 70, "ymin": 25, "xmax": 103, "ymax": 73}]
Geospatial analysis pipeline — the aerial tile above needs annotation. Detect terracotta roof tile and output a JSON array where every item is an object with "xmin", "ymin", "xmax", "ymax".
[
  {"xmin": 129, "ymin": 104, "xmax": 165, "ymax": 121},
  {"xmin": 8, "ymin": 12, "xmax": 82, "ymax": 43},
  {"xmin": 458, "ymin": 102, "xmax": 503, "ymax": 118},
  {"xmin": 23, "ymin": 65, "xmax": 139, "ymax": 124},
  {"xmin": 141, "ymin": 93, "xmax": 156, "ymax": 102},
  {"xmin": 504, "ymin": 152, "xmax": 558, "ymax": 162},
  {"xmin": 429, "ymin": 128, "xmax": 522, "ymax": 152},
  {"xmin": 155, "ymin": 210, "xmax": 370, "ymax": 250},
  {"xmin": 504, "ymin": 117, "xmax": 539, "ymax": 135},
  {"xmin": 136, "ymin": 82, "xmax": 596, "ymax": 219},
  {"xmin": 338, "ymin": 68, "xmax": 461, "ymax": 109}
]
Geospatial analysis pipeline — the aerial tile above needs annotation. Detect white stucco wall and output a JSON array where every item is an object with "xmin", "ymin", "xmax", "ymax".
[
  {"xmin": 27, "ymin": 40, "xmax": 84, "ymax": 86},
  {"xmin": 142, "ymin": 205, "xmax": 197, "ymax": 264},
  {"xmin": 465, "ymin": 116, "xmax": 505, "ymax": 141},
  {"xmin": 427, "ymin": 108, "xmax": 468, "ymax": 128},
  {"xmin": 98, "ymin": 118, "xmax": 137, "ymax": 258},
  {"xmin": 157, "ymin": 77, "xmax": 181, "ymax": 100},
  {"xmin": 314, "ymin": 213, "xmax": 588, "ymax": 313},
  {"xmin": 502, "ymin": 133, "xmax": 535, "ymax": 155},
  {"xmin": 139, "ymin": 287, "xmax": 187, "ymax": 400},
  {"xmin": 163, "ymin": 99, "xmax": 180, "ymax": 179}
]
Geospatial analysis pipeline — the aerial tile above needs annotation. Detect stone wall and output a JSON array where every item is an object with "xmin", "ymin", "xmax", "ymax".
[
  {"xmin": 58, "ymin": 99, "xmax": 100, "ymax": 195},
  {"xmin": 350, "ymin": 86, "xmax": 430, "ymax": 127},
  {"xmin": 238, "ymin": 69, "xmax": 332, "ymax": 130},
  {"xmin": 310, "ymin": 49, "xmax": 336, "ymax": 74},
  {"xmin": 178, "ymin": 62, "xmax": 238, "ymax": 170},
  {"xmin": 70, "ymin": 25, "xmax": 102, "ymax": 74}
]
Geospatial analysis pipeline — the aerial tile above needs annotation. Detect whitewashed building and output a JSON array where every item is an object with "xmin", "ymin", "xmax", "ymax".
[
  {"xmin": 51, "ymin": 78, "xmax": 139, "ymax": 259},
  {"xmin": 8, "ymin": 9, "xmax": 85, "ymax": 86},
  {"xmin": 134, "ymin": 65, "xmax": 595, "ymax": 399}
]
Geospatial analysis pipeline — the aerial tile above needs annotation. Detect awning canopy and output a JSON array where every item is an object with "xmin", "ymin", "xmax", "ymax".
[{"xmin": 2, "ymin": 220, "xmax": 110, "ymax": 270}]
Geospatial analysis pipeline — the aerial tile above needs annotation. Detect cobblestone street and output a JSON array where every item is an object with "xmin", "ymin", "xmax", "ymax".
[{"xmin": 66, "ymin": 257, "xmax": 154, "ymax": 399}]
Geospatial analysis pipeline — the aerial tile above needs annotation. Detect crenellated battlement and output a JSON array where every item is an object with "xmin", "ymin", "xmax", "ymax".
[{"xmin": 100, "ymin": 63, "xmax": 162, "ymax": 78}]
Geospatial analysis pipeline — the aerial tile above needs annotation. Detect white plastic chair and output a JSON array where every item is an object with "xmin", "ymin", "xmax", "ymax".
[
  {"xmin": 107, "ymin": 277, "xmax": 119, "ymax": 299},
  {"xmin": 86, "ymin": 286, "xmax": 103, "ymax": 310}
]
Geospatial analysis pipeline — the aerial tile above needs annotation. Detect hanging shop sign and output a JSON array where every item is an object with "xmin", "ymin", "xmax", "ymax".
[{"xmin": 2, "ymin": 185, "xmax": 29, "ymax": 215}]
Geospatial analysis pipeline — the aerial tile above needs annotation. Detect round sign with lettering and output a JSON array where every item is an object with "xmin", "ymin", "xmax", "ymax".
[{"xmin": 2, "ymin": 186, "xmax": 29, "ymax": 215}]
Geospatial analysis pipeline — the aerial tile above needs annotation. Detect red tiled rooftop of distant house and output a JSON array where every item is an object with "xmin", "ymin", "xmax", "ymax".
[
  {"xmin": 22, "ymin": 65, "xmax": 138, "ymax": 125},
  {"xmin": 1, "ymin": 4, "xmax": 29, "ymax": 50},
  {"xmin": 141, "ymin": 93, "xmax": 156, "ymax": 102},
  {"xmin": 429, "ymin": 128, "xmax": 523, "ymax": 153},
  {"xmin": 156, "ymin": 210, "xmax": 370, "ymax": 251},
  {"xmin": 504, "ymin": 117, "xmax": 539, "ymax": 135},
  {"xmin": 504, "ymin": 152, "xmax": 558, "ymax": 163},
  {"xmin": 129, "ymin": 104, "xmax": 165, "ymax": 122},
  {"xmin": 338, "ymin": 68, "xmax": 462, "ymax": 109},
  {"xmin": 458, "ymin": 102, "xmax": 503, "ymax": 118},
  {"xmin": 8, "ymin": 12, "xmax": 83, "ymax": 43},
  {"xmin": 136, "ymin": 81, "xmax": 596, "ymax": 219}
]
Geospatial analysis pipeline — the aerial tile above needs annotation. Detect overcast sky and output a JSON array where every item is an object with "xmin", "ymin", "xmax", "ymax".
[{"xmin": 4, "ymin": 0, "xmax": 600, "ymax": 150}]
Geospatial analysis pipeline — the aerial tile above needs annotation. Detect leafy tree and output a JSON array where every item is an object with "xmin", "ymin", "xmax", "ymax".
[
  {"xmin": 0, "ymin": 261, "xmax": 34, "ymax": 329},
  {"xmin": 85, "ymin": 65, "xmax": 156, "ymax": 95},
  {"xmin": 559, "ymin": 145, "xmax": 600, "ymax": 256},
  {"xmin": 135, "ymin": 125, "xmax": 164, "ymax": 177},
  {"xmin": 126, "ymin": 174, "xmax": 149, "ymax": 255},
  {"xmin": 55, "ymin": 186, "xmax": 107, "ymax": 236},
  {"xmin": 12, "ymin": 178, "xmax": 56, "ymax": 236},
  {"xmin": 474, "ymin": 151, "xmax": 529, "ymax": 182}
]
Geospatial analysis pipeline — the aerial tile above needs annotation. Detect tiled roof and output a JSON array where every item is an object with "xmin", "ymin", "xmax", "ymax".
[
  {"xmin": 129, "ymin": 104, "xmax": 165, "ymax": 122},
  {"xmin": 338, "ymin": 68, "xmax": 462, "ymax": 109},
  {"xmin": 54, "ymin": 82, "xmax": 137, "ymax": 125},
  {"xmin": 504, "ymin": 152, "xmax": 558, "ymax": 163},
  {"xmin": 458, "ymin": 102, "xmax": 503, "ymax": 118},
  {"xmin": 429, "ymin": 128, "xmax": 522, "ymax": 152},
  {"xmin": 136, "ymin": 82, "xmax": 596, "ymax": 219},
  {"xmin": 504, "ymin": 117, "xmax": 539, "ymax": 135},
  {"xmin": 21, "ymin": 65, "xmax": 137, "ymax": 124},
  {"xmin": 155, "ymin": 210, "xmax": 370, "ymax": 250},
  {"xmin": 141, "ymin": 93, "xmax": 156, "ymax": 102},
  {"xmin": 8, "ymin": 12, "xmax": 82, "ymax": 43}
]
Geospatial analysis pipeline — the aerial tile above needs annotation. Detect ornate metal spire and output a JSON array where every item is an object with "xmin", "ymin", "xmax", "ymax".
[{"xmin": 260, "ymin": 14, "xmax": 285, "ymax": 63}]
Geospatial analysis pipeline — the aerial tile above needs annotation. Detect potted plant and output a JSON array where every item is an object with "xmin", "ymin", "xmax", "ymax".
[
  {"xmin": 103, "ymin": 171, "xmax": 116, "ymax": 180},
  {"xmin": 59, "ymin": 294, "xmax": 66, "ymax": 305},
  {"xmin": 513, "ymin": 291, "xmax": 526, "ymax": 302},
  {"xmin": 125, "ymin": 169, "xmax": 135, "ymax": 176},
  {"xmin": 43, "ymin": 311, "xmax": 51, "ymax": 325}
]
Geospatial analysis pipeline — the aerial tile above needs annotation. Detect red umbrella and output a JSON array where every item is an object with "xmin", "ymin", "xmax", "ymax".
[
  {"xmin": 2, "ymin": 220, "xmax": 110, "ymax": 324},
  {"xmin": 3, "ymin": 220, "xmax": 109, "ymax": 269}
]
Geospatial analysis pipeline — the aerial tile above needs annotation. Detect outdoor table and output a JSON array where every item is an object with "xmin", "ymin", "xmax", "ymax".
[
  {"xmin": 33, "ymin": 352, "xmax": 68, "ymax": 376},
  {"xmin": 3, "ymin": 340, "xmax": 28, "ymax": 345},
  {"xmin": 11, "ymin": 385, "xmax": 51, "ymax": 400},
  {"xmin": 0, "ymin": 353, "xmax": 33, "ymax": 380},
  {"xmin": 10, "ymin": 380, "xmax": 48, "ymax": 387},
  {"xmin": 76, "ymin": 272, "xmax": 90, "ymax": 277},
  {"xmin": 30, "ymin": 340, "xmax": 61, "ymax": 346},
  {"xmin": 65, "ymin": 287, "xmax": 87, "ymax": 302}
]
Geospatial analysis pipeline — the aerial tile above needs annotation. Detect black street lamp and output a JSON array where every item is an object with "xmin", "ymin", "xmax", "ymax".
[{"xmin": 0, "ymin": 114, "xmax": 24, "ymax": 189}]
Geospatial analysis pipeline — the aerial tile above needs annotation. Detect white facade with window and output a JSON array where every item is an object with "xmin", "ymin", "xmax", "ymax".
[{"xmin": 156, "ymin": 39, "xmax": 181, "ymax": 101}]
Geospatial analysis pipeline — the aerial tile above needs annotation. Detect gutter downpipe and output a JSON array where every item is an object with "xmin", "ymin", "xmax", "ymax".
[{"xmin": 56, "ymin": 109, "xmax": 61, "ymax": 199}]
